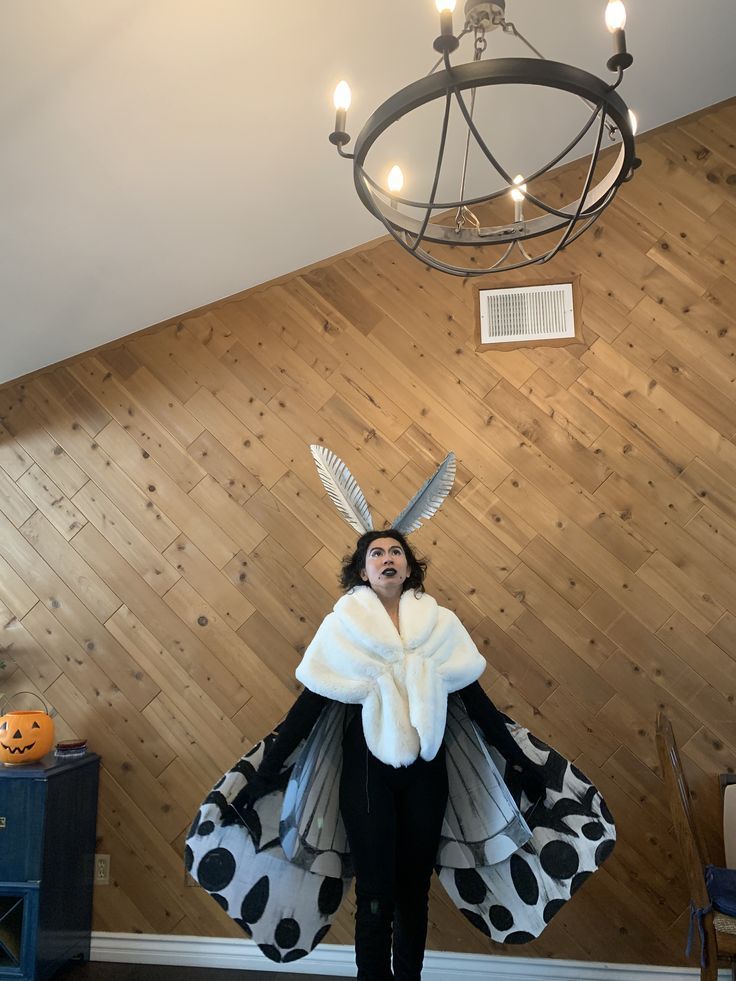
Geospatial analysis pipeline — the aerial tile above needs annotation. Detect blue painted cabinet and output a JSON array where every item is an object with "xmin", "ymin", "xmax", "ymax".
[{"xmin": 0, "ymin": 754, "xmax": 100, "ymax": 981}]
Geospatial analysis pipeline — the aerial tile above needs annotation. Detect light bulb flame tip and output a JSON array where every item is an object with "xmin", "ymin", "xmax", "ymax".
[
  {"xmin": 605, "ymin": 1, "xmax": 627, "ymax": 32},
  {"xmin": 333, "ymin": 80, "xmax": 352, "ymax": 111},
  {"xmin": 387, "ymin": 165, "xmax": 404, "ymax": 193},
  {"xmin": 510, "ymin": 174, "xmax": 527, "ymax": 202}
]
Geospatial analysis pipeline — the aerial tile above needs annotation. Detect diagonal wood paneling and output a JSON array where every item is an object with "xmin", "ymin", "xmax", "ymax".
[{"xmin": 1, "ymin": 99, "xmax": 736, "ymax": 965}]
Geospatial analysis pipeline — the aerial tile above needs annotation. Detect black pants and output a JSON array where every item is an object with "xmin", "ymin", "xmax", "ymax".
[{"xmin": 339, "ymin": 713, "xmax": 449, "ymax": 981}]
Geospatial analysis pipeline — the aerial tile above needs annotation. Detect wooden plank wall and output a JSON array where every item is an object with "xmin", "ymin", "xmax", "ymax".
[{"xmin": 1, "ymin": 98, "xmax": 736, "ymax": 966}]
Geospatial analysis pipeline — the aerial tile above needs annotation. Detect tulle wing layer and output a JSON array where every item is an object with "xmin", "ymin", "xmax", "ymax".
[
  {"xmin": 437, "ymin": 698, "xmax": 616, "ymax": 944},
  {"xmin": 184, "ymin": 706, "xmax": 352, "ymax": 964}
]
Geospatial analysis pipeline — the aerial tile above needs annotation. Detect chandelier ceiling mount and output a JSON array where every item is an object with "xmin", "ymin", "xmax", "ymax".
[{"xmin": 462, "ymin": 1, "xmax": 506, "ymax": 32}]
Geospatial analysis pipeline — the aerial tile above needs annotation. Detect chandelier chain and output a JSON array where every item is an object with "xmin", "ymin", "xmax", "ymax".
[{"xmin": 473, "ymin": 25, "xmax": 487, "ymax": 58}]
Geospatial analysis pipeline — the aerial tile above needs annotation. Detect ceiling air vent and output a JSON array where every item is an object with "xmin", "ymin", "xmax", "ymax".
[{"xmin": 476, "ymin": 282, "xmax": 578, "ymax": 350}]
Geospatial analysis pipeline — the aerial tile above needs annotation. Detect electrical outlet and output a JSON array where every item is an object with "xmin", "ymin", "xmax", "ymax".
[{"xmin": 94, "ymin": 853, "xmax": 110, "ymax": 885}]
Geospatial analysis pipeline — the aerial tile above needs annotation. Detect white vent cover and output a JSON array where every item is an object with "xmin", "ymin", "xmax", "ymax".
[{"xmin": 478, "ymin": 283, "xmax": 575, "ymax": 345}]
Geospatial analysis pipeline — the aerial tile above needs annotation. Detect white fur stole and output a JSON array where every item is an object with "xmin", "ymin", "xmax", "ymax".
[{"xmin": 295, "ymin": 588, "xmax": 486, "ymax": 767}]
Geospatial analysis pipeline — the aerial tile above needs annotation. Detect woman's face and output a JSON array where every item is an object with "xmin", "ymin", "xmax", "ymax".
[{"xmin": 361, "ymin": 537, "xmax": 410, "ymax": 594}]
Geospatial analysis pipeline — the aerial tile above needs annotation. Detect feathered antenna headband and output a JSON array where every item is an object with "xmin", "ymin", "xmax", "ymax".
[{"xmin": 310, "ymin": 444, "xmax": 456, "ymax": 536}]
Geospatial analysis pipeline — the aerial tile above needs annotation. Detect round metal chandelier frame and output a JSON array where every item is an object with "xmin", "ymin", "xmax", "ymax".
[{"xmin": 330, "ymin": 4, "xmax": 640, "ymax": 278}]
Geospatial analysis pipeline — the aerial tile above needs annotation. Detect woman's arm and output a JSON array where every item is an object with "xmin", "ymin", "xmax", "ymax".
[
  {"xmin": 255, "ymin": 688, "xmax": 330, "ymax": 780},
  {"xmin": 457, "ymin": 680, "xmax": 544, "ymax": 801},
  {"xmin": 224, "ymin": 688, "xmax": 329, "ymax": 823},
  {"xmin": 457, "ymin": 681, "xmax": 523, "ymax": 760}
]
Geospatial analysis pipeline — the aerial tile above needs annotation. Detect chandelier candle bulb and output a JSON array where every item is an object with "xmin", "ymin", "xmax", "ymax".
[
  {"xmin": 435, "ymin": 0, "xmax": 457, "ymax": 18},
  {"xmin": 386, "ymin": 164, "xmax": 404, "ymax": 211},
  {"xmin": 510, "ymin": 174, "xmax": 527, "ymax": 222},
  {"xmin": 330, "ymin": 80, "xmax": 352, "ymax": 147},
  {"xmin": 387, "ymin": 165, "xmax": 404, "ymax": 208},
  {"xmin": 333, "ymin": 80, "xmax": 351, "ymax": 111},
  {"xmin": 510, "ymin": 175, "xmax": 527, "ymax": 203},
  {"xmin": 434, "ymin": 0, "xmax": 459, "ymax": 53},
  {"xmin": 605, "ymin": 1, "xmax": 632, "ymax": 71},
  {"xmin": 605, "ymin": 1, "xmax": 626, "ymax": 32},
  {"xmin": 330, "ymin": 79, "xmax": 351, "ymax": 150}
]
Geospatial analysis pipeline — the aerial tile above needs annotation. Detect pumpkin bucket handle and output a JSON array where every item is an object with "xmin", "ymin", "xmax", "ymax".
[{"xmin": 0, "ymin": 691, "xmax": 54, "ymax": 717}]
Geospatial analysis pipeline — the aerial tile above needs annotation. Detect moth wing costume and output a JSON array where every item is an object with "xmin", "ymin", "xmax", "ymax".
[
  {"xmin": 186, "ymin": 699, "xmax": 615, "ymax": 963},
  {"xmin": 186, "ymin": 446, "xmax": 615, "ymax": 964}
]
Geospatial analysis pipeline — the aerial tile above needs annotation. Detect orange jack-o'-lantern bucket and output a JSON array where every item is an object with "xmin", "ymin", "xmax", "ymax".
[{"xmin": 0, "ymin": 692, "xmax": 55, "ymax": 765}]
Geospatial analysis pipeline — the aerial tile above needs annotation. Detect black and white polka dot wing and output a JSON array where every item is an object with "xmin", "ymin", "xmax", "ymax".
[
  {"xmin": 438, "ymin": 704, "xmax": 616, "ymax": 944},
  {"xmin": 184, "ymin": 710, "xmax": 351, "ymax": 964}
]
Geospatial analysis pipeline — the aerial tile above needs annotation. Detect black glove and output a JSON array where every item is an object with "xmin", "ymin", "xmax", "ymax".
[
  {"xmin": 508, "ymin": 760, "xmax": 545, "ymax": 804},
  {"xmin": 218, "ymin": 690, "xmax": 331, "ymax": 828},
  {"xmin": 222, "ymin": 770, "xmax": 280, "ymax": 826},
  {"xmin": 457, "ymin": 683, "xmax": 546, "ymax": 806}
]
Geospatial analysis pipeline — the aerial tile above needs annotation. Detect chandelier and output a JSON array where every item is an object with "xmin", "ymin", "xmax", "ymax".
[{"xmin": 328, "ymin": 0, "xmax": 640, "ymax": 277}]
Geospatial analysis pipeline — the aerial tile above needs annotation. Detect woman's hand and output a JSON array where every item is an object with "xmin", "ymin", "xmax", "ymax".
[
  {"xmin": 221, "ymin": 771, "xmax": 279, "ymax": 826},
  {"xmin": 508, "ymin": 760, "xmax": 545, "ymax": 804}
]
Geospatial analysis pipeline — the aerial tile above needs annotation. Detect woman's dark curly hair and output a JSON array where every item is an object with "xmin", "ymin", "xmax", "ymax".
[{"xmin": 340, "ymin": 529, "xmax": 427, "ymax": 593}]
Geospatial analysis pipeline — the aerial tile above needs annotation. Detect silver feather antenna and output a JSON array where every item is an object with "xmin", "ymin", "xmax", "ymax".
[
  {"xmin": 391, "ymin": 452, "xmax": 456, "ymax": 535},
  {"xmin": 310, "ymin": 445, "xmax": 374, "ymax": 536}
]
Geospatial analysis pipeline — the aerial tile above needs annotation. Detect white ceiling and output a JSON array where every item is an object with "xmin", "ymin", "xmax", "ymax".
[{"xmin": 1, "ymin": 1, "xmax": 735, "ymax": 385}]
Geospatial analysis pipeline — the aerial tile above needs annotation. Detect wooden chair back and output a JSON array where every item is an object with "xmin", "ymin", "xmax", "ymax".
[{"xmin": 656, "ymin": 711, "xmax": 719, "ymax": 974}]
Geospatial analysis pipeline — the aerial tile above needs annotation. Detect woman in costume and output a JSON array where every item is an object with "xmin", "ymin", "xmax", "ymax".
[{"xmin": 186, "ymin": 447, "xmax": 616, "ymax": 979}]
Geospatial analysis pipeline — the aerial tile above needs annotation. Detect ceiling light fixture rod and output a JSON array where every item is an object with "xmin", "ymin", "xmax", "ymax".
[
  {"xmin": 408, "ymin": 92, "xmax": 454, "ymax": 252},
  {"xmin": 455, "ymin": 25, "xmax": 487, "ymax": 231},
  {"xmin": 544, "ymin": 106, "xmax": 608, "ymax": 262},
  {"xmin": 496, "ymin": 16, "xmax": 545, "ymax": 60}
]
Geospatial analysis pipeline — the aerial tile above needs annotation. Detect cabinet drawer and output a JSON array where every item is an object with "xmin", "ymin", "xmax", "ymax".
[{"xmin": 0, "ymin": 780, "xmax": 44, "ymax": 881}]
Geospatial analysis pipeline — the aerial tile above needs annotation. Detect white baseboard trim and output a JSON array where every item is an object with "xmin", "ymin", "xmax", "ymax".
[{"xmin": 90, "ymin": 932, "xmax": 729, "ymax": 979}]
